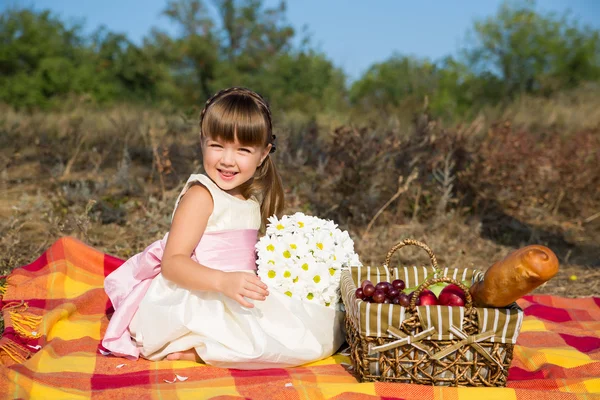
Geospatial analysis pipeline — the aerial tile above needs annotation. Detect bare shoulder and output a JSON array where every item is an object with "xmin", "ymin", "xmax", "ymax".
[
  {"xmin": 166, "ymin": 184, "xmax": 214, "ymax": 256},
  {"xmin": 173, "ymin": 184, "xmax": 214, "ymax": 225},
  {"xmin": 178, "ymin": 183, "xmax": 214, "ymax": 210}
]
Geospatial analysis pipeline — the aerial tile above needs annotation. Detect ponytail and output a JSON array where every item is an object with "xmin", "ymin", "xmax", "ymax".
[{"xmin": 246, "ymin": 155, "xmax": 284, "ymax": 233}]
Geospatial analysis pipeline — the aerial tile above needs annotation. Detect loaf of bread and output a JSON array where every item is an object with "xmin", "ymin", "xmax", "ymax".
[{"xmin": 469, "ymin": 245, "xmax": 559, "ymax": 308}]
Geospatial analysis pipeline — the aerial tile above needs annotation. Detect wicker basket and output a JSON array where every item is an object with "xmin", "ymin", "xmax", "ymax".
[{"xmin": 341, "ymin": 239, "xmax": 524, "ymax": 387}]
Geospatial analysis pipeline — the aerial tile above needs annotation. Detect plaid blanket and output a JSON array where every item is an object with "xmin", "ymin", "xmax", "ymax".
[{"xmin": 1, "ymin": 237, "xmax": 599, "ymax": 399}]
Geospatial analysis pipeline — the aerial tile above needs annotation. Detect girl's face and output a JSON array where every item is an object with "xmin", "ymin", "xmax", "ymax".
[{"xmin": 202, "ymin": 135, "xmax": 271, "ymax": 198}]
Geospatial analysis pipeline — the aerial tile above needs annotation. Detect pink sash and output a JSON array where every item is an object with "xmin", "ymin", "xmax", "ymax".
[{"xmin": 102, "ymin": 229, "xmax": 258, "ymax": 359}]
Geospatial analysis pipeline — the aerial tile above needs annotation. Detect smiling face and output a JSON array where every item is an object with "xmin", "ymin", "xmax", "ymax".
[
  {"xmin": 202, "ymin": 135, "xmax": 271, "ymax": 198},
  {"xmin": 199, "ymin": 90, "xmax": 273, "ymax": 198}
]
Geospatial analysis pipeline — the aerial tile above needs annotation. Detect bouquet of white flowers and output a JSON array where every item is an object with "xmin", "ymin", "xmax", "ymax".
[{"xmin": 256, "ymin": 212, "xmax": 362, "ymax": 309}]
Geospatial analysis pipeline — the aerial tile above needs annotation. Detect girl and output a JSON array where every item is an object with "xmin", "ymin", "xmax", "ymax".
[{"xmin": 102, "ymin": 87, "xmax": 344, "ymax": 369}]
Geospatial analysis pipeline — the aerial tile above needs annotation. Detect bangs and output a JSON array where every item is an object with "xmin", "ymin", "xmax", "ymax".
[{"xmin": 201, "ymin": 95, "xmax": 269, "ymax": 147}]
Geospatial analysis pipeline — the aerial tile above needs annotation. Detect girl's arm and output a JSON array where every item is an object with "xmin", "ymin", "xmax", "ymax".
[{"xmin": 161, "ymin": 184, "xmax": 268, "ymax": 307}]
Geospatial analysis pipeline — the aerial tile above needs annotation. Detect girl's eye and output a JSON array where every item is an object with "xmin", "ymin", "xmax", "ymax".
[
  {"xmin": 240, "ymin": 148, "xmax": 252, "ymax": 153},
  {"xmin": 210, "ymin": 143, "xmax": 222, "ymax": 148}
]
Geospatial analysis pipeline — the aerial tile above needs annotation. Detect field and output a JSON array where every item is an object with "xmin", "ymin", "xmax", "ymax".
[{"xmin": 1, "ymin": 93, "xmax": 599, "ymax": 305}]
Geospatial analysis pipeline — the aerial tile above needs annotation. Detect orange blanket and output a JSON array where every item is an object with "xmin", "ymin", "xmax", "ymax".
[{"xmin": 1, "ymin": 237, "xmax": 599, "ymax": 399}]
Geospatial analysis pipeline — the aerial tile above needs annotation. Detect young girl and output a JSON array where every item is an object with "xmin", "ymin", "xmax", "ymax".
[{"xmin": 102, "ymin": 87, "xmax": 344, "ymax": 369}]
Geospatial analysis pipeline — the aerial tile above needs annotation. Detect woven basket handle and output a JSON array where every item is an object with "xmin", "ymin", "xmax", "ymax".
[
  {"xmin": 383, "ymin": 239, "xmax": 439, "ymax": 270},
  {"xmin": 408, "ymin": 276, "xmax": 473, "ymax": 311}
]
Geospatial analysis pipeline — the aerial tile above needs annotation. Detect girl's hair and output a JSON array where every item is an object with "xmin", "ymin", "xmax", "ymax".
[{"xmin": 199, "ymin": 87, "xmax": 284, "ymax": 231}]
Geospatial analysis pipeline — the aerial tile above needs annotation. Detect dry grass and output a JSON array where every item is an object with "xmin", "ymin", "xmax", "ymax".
[
  {"xmin": 481, "ymin": 83, "xmax": 600, "ymax": 134},
  {"xmin": 1, "ymin": 95, "xmax": 599, "ymax": 309}
]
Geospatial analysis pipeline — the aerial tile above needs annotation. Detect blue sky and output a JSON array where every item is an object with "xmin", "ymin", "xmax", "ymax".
[{"xmin": 7, "ymin": 0, "xmax": 600, "ymax": 81}]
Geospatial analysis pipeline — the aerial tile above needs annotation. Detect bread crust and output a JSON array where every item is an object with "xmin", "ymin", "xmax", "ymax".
[{"xmin": 469, "ymin": 245, "xmax": 559, "ymax": 307}]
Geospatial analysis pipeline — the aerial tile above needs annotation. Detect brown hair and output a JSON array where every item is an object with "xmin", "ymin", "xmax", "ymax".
[{"xmin": 199, "ymin": 87, "xmax": 284, "ymax": 231}]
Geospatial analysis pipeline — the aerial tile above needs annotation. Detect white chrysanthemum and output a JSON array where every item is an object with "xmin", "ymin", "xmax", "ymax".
[
  {"xmin": 256, "ymin": 235, "xmax": 281, "ymax": 258},
  {"xmin": 265, "ymin": 215, "xmax": 283, "ymax": 236},
  {"xmin": 275, "ymin": 237, "xmax": 297, "ymax": 262},
  {"xmin": 296, "ymin": 284, "xmax": 324, "ymax": 304},
  {"xmin": 257, "ymin": 259, "xmax": 287, "ymax": 287},
  {"xmin": 310, "ymin": 231, "xmax": 335, "ymax": 260},
  {"xmin": 327, "ymin": 262, "xmax": 343, "ymax": 281},
  {"xmin": 280, "ymin": 233, "xmax": 310, "ymax": 259},
  {"xmin": 296, "ymin": 254, "xmax": 318, "ymax": 280},
  {"xmin": 279, "ymin": 264, "xmax": 297, "ymax": 283},
  {"xmin": 278, "ymin": 278, "xmax": 297, "ymax": 298},
  {"xmin": 309, "ymin": 267, "xmax": 332, "ymax": 293},
  {"xmin": 289, "ymin": 212, "xmax": 315, "ymax": 232}
]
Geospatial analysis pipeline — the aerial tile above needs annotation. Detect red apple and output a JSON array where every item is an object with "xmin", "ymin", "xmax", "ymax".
[
  {"xmin": 439, "ymin": 284, "xmax": 466, "ymax": 303},
  {"xmin": 439, "ymin": 291, "xmax": 465, "ymax": 307},
  {"xmin": 442, "ymin": 284, "xmax": 466, "ymax": 298},
  {"xmin": 419, "ymin": 293, "xmax": 439, "ymax": 306}
]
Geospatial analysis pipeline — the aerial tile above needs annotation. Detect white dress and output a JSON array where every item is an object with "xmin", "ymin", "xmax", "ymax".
[{"xmin": 127, "ymin": 174, "xmax": 345, "ymax": 369}]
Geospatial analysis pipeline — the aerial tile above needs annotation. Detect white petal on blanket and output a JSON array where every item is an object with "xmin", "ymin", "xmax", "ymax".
[
  {"xmin": 163, "ymin": 378, "xmax": 177, "ymax": 384},
  {"xmin": 175, "ymin": 374, "xmax": 188, "ymax": 382},
  {"xmin": 27, "ymin": 344, "xmax": 42, "ymax": 350},
  {"xmin": 98, "ymin": 349, "xmax": 112, "ymax": 356},
  {"xmin": 116, "ymin": 364, "xmax": 126, "ymax": 368}
]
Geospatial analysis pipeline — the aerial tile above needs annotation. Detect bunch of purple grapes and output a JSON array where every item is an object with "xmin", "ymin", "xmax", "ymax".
[{"xmin": 355, "ymin": 279, "xmax": 411, "ymax": 306}]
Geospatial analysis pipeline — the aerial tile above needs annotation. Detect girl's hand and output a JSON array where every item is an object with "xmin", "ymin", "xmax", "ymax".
[{"xmin": 218, "ymin": 271, "xmax": 269, "ymax": 308}]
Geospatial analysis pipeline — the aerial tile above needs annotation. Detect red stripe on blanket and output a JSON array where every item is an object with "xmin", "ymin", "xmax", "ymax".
[
  {"xmin": 524, "ymin": 304, "xmax": 571, "ymax": 323},
  {"xmin": 508, "ymin": 366, "xmax": 546, "ymax": 380},
  {"xmin": 8, "ymin": 299, "xmax": 47, "ymax": 309},
  {"xmin": 230, "ymin": 368, "xmax": 292, "ymax": 378},
  {"xmin": 1, "ymin": 327, "xmax": 41, "ymax": 349},
  {"xmin": 90, "ymin": 371, "xmax": 152, "ymax": 390},
  {"xmin": 103, "ymin": 254, "xmax": 123, "ymax": 314},
  {"xmin": 20, "ymin": 251, "xmax": 48, "ymax": 273},
  {"xmin": 104, "ymin": 254, "xmax": 124, "ymax": 277},
  {"xmin": 560, "ymin": 333, "xmax": 600, "ymax": 353}
]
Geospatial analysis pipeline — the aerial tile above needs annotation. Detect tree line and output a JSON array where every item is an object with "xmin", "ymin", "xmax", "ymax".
[{"xmin": 1, "ymin": 0, "xmax": 598, "ymax": 116}]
